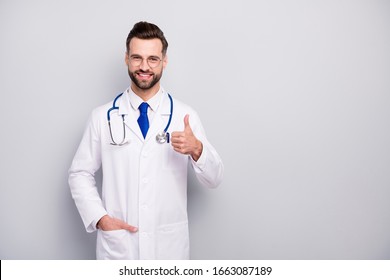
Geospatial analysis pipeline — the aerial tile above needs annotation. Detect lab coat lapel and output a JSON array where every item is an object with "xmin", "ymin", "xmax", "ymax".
[
  {"xmin": 144, "ymin": 93, "xmax": 171, "ymax": 143},
  {"xmin": 125, "ymin": 117, "xmax": 145, "ymax": 142},
  {"xmin": 118, "ymin": 91, "xmax": 145, "ymax": 142}
]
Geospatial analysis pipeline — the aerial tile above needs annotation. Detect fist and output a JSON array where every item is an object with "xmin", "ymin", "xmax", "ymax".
[{"xmin": 171, "ymin": 114, "xmax": 203, "ymax": 161}]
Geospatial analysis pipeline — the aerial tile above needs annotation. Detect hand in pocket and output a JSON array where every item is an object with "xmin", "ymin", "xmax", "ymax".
[{"xmin": 97, "ymin": 215, "xmax": 138, "ymax": 232}]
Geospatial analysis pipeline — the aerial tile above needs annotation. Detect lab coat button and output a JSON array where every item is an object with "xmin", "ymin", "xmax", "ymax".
[{"xmin": 142, "ymin": 178, "xmax": 149, "ymax": 184}]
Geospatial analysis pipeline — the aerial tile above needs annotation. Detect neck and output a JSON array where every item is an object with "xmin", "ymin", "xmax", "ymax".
[{"xmin": 131, "ymin": 83, "xmax": 160, "ymax": 101}]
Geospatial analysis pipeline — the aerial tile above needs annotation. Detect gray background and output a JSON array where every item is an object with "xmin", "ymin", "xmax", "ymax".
[{"xmin": 1, "ymin": 0, "xmax": 389, "ymax": 259}]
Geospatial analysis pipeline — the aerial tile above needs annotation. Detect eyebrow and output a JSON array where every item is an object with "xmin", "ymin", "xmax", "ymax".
[{"xmin": 129, "ymin": 54, "xmax": 161, "ymax": 59}]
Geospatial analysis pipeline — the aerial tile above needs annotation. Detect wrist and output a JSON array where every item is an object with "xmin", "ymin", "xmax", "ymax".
[
  {"xmin": 191, "ymin": 140, "xmax": 203, "ymax": 162},
  {"xmin": 96, "ymin": 214, "xmax": 109, "ymax": 229}
]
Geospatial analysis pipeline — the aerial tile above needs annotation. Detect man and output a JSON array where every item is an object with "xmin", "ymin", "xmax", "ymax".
[{"xmin": 68, "ymin": 21, "xmax": 223, "ymax": 260}]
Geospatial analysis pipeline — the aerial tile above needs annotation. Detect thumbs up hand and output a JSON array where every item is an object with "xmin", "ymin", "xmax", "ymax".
[{"xmin": 171, "ymin": 114, "xmax": 203, "ymax": 161}]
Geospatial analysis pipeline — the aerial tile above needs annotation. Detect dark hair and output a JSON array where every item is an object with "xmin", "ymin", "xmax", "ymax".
[{"xmin": 126, "ymin": 21, "xmax": 168, "ymax": 55}]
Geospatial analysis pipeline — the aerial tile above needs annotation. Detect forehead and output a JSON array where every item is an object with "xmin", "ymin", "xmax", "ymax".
[{"xmin": 128, "ymin": 38, "xmax": 163, "ymax": 56}]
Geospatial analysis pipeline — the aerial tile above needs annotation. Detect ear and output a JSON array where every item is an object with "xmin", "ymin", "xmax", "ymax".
[
  {"xmin": 162, "ymin": 54, "xmax": 168, "ymax": 69},
  {"xmin": 125, "ymin": 52, "xmax": 129, "ymax": 66}
]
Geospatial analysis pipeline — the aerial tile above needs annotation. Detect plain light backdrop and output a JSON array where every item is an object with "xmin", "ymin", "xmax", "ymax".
[{"xmin": 0, "ymin": 0, "xmax": 389, "ymax": 259}]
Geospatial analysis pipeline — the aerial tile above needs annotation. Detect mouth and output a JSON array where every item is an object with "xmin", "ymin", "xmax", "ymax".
[{"xmin": 136, "ymin": 72, "xmax": 153, "ymax": 80}]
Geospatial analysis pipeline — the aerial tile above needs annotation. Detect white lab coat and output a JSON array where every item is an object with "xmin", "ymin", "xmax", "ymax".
[{"xmin": 68, "ymin": 88, "xmax": 223, "ymax": 259}]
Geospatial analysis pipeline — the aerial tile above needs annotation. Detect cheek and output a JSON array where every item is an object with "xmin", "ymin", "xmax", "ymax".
[{"xmin": 128, "ymin": 65, "xmax": 138, "ymax": 73}]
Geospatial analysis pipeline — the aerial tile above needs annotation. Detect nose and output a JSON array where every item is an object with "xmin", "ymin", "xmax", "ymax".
[{"xmin": 139, "ymin": 58, "xmax": 151, "ymax": 71}]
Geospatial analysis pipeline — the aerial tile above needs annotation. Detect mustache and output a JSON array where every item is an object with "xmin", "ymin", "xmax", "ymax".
[{"xmin": 135, "ymin": 70, "xmax": 154, "ymax": 74}]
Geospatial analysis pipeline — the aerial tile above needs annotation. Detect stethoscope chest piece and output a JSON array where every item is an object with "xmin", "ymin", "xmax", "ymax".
[{"xmin": 156, "ymin": 131, "xmax": 170, "ymax": 144}]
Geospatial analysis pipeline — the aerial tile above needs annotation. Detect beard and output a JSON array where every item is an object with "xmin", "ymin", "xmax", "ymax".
[{"xmin": 128, "ymin": 69, "xmax": 163, "ymax": 91}]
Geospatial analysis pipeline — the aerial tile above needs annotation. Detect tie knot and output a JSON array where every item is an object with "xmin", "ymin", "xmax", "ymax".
[{"xmin": 139, "ymin": 102, "xmax": 149, "ymax": 114}]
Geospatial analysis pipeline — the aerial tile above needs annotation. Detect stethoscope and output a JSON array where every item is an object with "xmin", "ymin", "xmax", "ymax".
[{"xmin": 107, "ymin": 92, "xmax": 173, "ymax": 146}]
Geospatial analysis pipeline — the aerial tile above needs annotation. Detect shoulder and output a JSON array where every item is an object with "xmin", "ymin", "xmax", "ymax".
[
  {"xmin": 90, "ymin": 100, "xmax": 112, "ymax": 120},
  {"xmin": 84, "ymin": 96, "xmax": 119, "ymax": 129}
]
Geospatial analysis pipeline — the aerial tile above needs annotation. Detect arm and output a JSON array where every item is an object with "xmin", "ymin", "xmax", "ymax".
[{"xmin": 68, "ymin": 110, "xmax": 107, "ymax": 232}]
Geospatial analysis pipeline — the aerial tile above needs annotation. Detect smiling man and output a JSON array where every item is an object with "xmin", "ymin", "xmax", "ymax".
[{"xmin": 68, "ymin": 21, "xmax": 224, "ymax": 260}]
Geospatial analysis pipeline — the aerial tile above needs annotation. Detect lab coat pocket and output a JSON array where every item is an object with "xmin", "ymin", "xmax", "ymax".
[
  {"xmin": 97, "ymin": 229, "xmax": 134, "ymax": 259},
  {"xmin": 156, "ymin": 221, "xmax": 189, "ymax": 259}
]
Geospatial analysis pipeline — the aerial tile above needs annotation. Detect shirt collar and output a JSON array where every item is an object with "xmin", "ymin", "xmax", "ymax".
[{"xmin": 128, "ymin": 87, "xmax": 164, "ymax": 112}]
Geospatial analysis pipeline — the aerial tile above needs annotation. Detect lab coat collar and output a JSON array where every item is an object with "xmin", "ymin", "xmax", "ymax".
[
  {"xmin": 128, "ymin": 87, "xmax": 163, "ymax": 113},
  {"xmin": 118, "ymin": 87, "xmax": 167, "ymax": 115},
  {"xmin": 117, "ymin": 88, "xmax": 131, "ymax": 116}
]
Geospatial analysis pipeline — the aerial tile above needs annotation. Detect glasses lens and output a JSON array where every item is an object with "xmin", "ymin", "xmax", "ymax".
[
  {"xmin": 130, "ymin": 56, "xmax": 142, "ymax": 67},
  {"xmin": 147, "ymin": 57, "xmax": 161, "ymax": 68}
]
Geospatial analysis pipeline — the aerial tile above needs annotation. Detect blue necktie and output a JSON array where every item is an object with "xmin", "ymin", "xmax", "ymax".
[{"xmin": 137, "ymin": 102, "xmax": 149, "ymax": 139}]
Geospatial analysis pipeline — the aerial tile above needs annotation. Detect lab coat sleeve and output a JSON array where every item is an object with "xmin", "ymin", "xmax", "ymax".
[
  {"xmin": 189, "ymin": 111, "xmax": 224, "ymax": 188},
  {"xmin": 68, "ymin": 108, "xmax": 107, "ymax": 233}
]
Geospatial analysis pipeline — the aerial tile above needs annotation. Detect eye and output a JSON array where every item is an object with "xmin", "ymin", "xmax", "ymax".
[
  {"xmin": 130, "ymin": 56, "xmax": 142, "ymax": 62},
  {"xmin": 148, "ymin": 57, "xmax": 160, "ymax": 63}
]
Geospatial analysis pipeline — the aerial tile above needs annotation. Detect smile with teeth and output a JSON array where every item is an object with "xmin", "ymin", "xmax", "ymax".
[{"xmin": 137, "ymin": 72, "xmax": 153, "ymax": 79}]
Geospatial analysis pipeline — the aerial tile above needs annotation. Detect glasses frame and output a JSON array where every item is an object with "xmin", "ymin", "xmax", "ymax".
[{"xmin": 128, "ymin": 54, "xmax": 163, "ymax": 69}]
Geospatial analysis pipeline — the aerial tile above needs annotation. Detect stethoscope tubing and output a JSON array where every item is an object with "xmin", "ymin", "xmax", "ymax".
[{"xmin": 107, "ymin": 92, "xmax": 173, "ymax": 145}]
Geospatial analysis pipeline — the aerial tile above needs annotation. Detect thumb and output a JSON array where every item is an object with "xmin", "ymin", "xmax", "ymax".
[
  {"xmin": 184, "ymin": 114, "xmax": 191, "ymax": 130},
  {"xmin": 124, "ymin": 223, "xmax": 138, "ymax": 233},
  {"xmin": 118, "ymin": 219, "xmax": 138, "ymax": 232}
]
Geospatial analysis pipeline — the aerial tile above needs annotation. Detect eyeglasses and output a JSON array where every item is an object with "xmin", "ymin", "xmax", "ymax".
[{"xmin": 128, "ymin": 55, "xmax": 163, "ymax": 68}]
